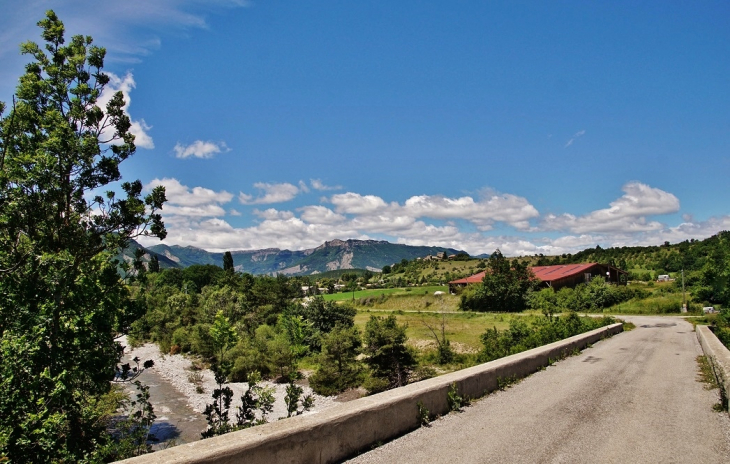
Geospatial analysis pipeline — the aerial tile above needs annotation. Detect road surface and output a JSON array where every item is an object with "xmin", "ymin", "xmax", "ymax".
[{"xmin": 347, "ymin": 316, "xmax": 730, "ymax": 463}]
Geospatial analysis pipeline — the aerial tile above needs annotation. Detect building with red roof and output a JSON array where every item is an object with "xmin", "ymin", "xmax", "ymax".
[{"xmin": 448, "ymin": 263, "xmax": 627, "ymax": 293}]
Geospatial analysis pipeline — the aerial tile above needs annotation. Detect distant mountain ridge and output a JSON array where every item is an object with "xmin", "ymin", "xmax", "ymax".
[{"xmin": 130, "ymin": 239, "xmax": 465, "ymax": 276}]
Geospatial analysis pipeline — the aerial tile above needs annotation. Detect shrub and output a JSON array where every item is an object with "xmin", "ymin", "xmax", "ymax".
[{"xmin": 478, "ymin": 313, "xmax": 615, "ymax": 363}]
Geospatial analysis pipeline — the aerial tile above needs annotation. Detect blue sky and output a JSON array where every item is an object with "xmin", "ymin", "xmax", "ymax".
[{"xmin": 2, "ymin": 1, "xmax": 730, "ymax": 255}]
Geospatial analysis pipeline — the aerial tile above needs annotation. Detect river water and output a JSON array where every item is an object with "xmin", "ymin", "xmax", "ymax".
[{"xmin": 121, "ymin": 358, "xmax": 207, "ymax": 449}]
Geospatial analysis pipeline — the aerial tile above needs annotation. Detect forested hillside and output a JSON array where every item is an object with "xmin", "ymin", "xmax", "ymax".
[{"xmin": 536, "ymin": 232, "xmax": 726, "ymax": 274}]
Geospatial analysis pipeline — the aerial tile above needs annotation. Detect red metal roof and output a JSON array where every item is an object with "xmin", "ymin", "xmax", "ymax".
[
  {"xmin": 449, "ymin": 271, "xmax": 486, "ymax": 285},
  {"xmin": 449, "ymin": 263, "xmax": 604, "ymax": 285},
  {"xmin": 530, "ymin": 263, "xmax": 599, "ymax": 283}
]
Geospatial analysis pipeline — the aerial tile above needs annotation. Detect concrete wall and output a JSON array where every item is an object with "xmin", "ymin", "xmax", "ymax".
[
  {"xmin": 119, "ymin": 322, "xmax": 624, "ymax": 464},
  {"xmin": 696, "ymin": 325, "xmax": 730, "ymax": 415}
]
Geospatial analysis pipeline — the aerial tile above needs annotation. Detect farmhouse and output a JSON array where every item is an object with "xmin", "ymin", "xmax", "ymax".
[{"xmin": 448, "ymin": 263, "xmax": 628, "ymax": 294}]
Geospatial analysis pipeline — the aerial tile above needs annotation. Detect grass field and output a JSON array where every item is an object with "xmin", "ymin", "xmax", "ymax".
[
  {"xmin": 602, "ymin": 294, "xmax": 688, "ymax": 315},
  {"xmin": 353, "ymin": 309, "xmax": 533, "ymax": 352},
  {"xmin": 322, "ymin": 286, "xmax": 449, "ymax": 302}
]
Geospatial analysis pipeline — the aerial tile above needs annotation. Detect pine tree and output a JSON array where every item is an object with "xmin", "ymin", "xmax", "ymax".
[
  {"xmin": 0, "ymin": 11, "xmax": 166, "ymax": 460},
  {"xmin": 223, "ymin": 251, "xmax": 234, "ymax": 272}
]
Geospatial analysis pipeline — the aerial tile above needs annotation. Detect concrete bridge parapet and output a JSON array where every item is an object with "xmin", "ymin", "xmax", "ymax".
[{"xmin": 696, "ymin": 324, "xmax": 730, "ymax": 415}]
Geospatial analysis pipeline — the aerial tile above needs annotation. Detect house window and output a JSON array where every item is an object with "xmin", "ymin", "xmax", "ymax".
[{"xmin": 584, "ymin": 273, "xmax": 591, "ymax": 283}]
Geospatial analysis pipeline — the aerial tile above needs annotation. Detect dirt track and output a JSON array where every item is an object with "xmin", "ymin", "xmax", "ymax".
[{"xmin": 348, "ymin": 316, "xmax": 730, "ymax": 463}]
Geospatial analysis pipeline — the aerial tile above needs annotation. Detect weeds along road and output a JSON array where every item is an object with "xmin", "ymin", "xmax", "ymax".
[{"xmin": 347, "ymin": 316, "xmax": 730, "ymax": 464}]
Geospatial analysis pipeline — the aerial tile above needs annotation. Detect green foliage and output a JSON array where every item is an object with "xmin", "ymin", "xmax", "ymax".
[
  {"xmin": 0, "ymin": 11, "xmax": 166, "ymax": 460},
  {"xmin": 417, "ymin": 401, "xmax": 430, "ymax": 427},
  {"xmin": 201, "ymin": 372, "xmax": 235, "ymax": 439},
  {"xmin": 235, "ymin": 372, "xmax": 275, "ymax": 429},
  {"xmin": 309, "ymin": 325, "xmax": 364, "ymax": 396},
  {"xmin": 526, "ymin": 277, "xmax": 647, "ymax": 314},
  {"xmin": 223, "ymin": 251, "xmax": 234, "ymax": 272},
  {"xmin": 459, "ymin": 250, "xmax": 537, "ymax": 312},
  {"xmin": 148, "ymin": 255, "xmax": 160, "ymax": 273},
  {"xmin": 363, "ymin": 315, "xmax": 417, "ymax": 391},
  {"xmin": 447, "ymin": 382, "xmax": 464, "ymax": 412},
  {"xmin": 103, "ymin": 382, "xmax": 156, "ymax": 460},
  {"xmin": 478, "ymin": 313, "xmax": 616, "ymax": 363},
  {"xmin": 298, "ymin": 296, "xmax": 356, "ymax": 349},
  {"xmin": 210, "ymin": 310, "xmax": 239, "ymax": 367},
  {"xmin": 284, "ymin": 381, "xmax": 314, "ymax": 418},
  {"xmin": 281, "ymin": 314, "xmax": 310, "ymax": 350},
  {"xmin": 422, "ymin": 316, "xmax": 455, "ymax": 365}
]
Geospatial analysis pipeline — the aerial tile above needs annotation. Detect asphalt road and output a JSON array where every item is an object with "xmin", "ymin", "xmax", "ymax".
[{"xmin": 347, "ymin": 316, "xmax": 730, "ymax": 463}]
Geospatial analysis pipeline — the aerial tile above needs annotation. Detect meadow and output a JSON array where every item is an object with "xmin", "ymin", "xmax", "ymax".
[
  {"xmin": 353, "ymin": 309, "xmax": 524, "ymax": 352},
  {"xmin": 321, "ymin": 285, "xmax": 449, "ymax": 301}
]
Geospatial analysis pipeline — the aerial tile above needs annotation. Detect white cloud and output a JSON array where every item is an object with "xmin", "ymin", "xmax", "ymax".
[
  {"xmin": 350, "ymin": 214, "xmax": 419, "ymax": 234},
  {"xmin": 253, "ymin": 208, "xmax": 295, "ymax": 221},
  {"xmin": 565, "ymin": 129, "xmax": 586, "ymax": 148},
  {"xmin": 311, "ymin": 179, "xmax": 342, "ymax": 191},
  {"xmin": 140, "ymin": 215, "xmax": 358, "ymax": 252},
  {"xmin": 97, "ymin": 72, "xmax": 154, "ymax": 149},
  {"xmin": 174, "ymin": 140, "xmax": 228, "ymax": 159},
  {"xmin": 541, "ymin": 182, "xmax": 680, "ymax": 234},
  {"xmin": 330, "ymin": 192, "xmax": 392, "ymax": 215},
  {"xmin": 145, "ymin": 178, "xmax": 233, "ymax": 217},
  {"xmin": 239, "ymin": 182, "xmax": 301, "ymax": 205},
  {"xmin": 403, "ymin": 191, "xmax": 539, "ymax": 230},
  {"xmin": 299, "ymin": 206, "xmax": 347, "ymax": 225},
  {"xmin": 329, "ymin": 190, "xmax": 538, "ymax": 231}
]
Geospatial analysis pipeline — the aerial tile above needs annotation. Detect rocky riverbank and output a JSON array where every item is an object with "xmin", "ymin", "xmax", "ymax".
[{"xmin": 120, "ymin": 337, "xmax": 338, "ymax": 424}]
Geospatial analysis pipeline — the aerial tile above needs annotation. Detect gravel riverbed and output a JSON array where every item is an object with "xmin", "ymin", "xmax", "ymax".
[{"xmin": 120, "ymin": 337, "xmax": 338, "ymax": 422}]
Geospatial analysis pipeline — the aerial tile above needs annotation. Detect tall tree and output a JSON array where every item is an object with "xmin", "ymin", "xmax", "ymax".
[
  {"xmin": 148, "ymin": 254, "xmax": 160, "ymax": 273},
  {"xmin": 461, "ymin": 250, "xmax": 537, "ymax": 312},
  {"xmin": 363, "ymin": 315, "xmax": 416, "ymax": 391},
  {"xmin": 0, "ymin": 11, "xmax": 166, "ymax": 460},
  {"xmin": 223, "ymin": 251, "xmax": 234, "ymax": 272}
]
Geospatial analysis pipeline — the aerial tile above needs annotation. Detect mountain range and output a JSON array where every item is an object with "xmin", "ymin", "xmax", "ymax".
[{"xmin": 124, "ymin": 239, "xmax": 466, "ymax": 276}]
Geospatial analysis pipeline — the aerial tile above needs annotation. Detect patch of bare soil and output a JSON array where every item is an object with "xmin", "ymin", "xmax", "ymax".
[{"xmin": 335, "ymin": 387, "xmax": 368, "ymax": 403}]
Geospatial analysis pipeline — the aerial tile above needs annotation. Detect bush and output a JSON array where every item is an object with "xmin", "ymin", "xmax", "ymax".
[
  {"xmin": 190, "ymin": 323, "xmax": 216, "ymax": 359},
  {"xmin": 478, "ymin": 313, "xmax": 615, "ymax": 363},
  {"xmin": 309, "ymin": 325, "xmax": 364, "ymax": 396},
  {"xmin": 364, "ymin": 315, "xmax": 416, "ymax": 390},
  {"xmin": 226, "ymin": 341, "xmax": 272, "ymax": 382},
  {"xmin": 171, "ymin": 327, "xmax": 193, "ymax": 353}
]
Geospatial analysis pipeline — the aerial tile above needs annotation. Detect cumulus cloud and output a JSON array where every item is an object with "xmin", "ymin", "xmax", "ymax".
[
  {"xmin": 541, "ymin": 182, "xmax": 680, "ymax": 234},
  {"xmin": 174, "ymin": 140, "xmax": 228, "ymax": 159},
  {"xmin": 253, "ymin": 208, "xmax": 295, "ymax": 221},
  {"xmin": 97, "ymin": 72, "xmax": 154, "ymax": 148},
  {"xmin": 139, "ymin": 215, "xmax": 358, "ymax": 252},
  {"xmin": 311, "ymin": 179, "xmax": 342, "ymax": 191},
  {"xmin": 146, "ymin": 178, "xmax": 233, "ymax": 217},
  {"xmin": 299, "ymin": 206, "xmax": 347, "ymax": 225},
  {"xmin": 330, "ymin": 192, "xmax": 392, "ymax": 215},
  {"xmin": 403, "ymin": 191, "xmax": 539, "ymax": 231},
  {"xmin": 329, "ymin": 190, "xmax": 539, "ymax": 231},
  {"xmin": 565, "ymin": 129, "xmax": 586, "ymax": 148},
  {"xmin": 239, "ymin": 182, "xmax": 302, "ymax": 205}
]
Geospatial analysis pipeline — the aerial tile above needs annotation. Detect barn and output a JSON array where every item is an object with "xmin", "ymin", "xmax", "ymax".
[{"xmin": 448, "ymin": 263, "xmax": 627, "ymax": 294}]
